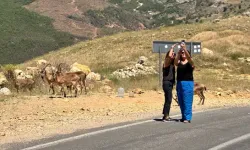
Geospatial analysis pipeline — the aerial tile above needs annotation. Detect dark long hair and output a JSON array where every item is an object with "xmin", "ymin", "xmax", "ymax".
[
  {"xmin": 164, "ymin": 51, "xmax": 175, "ymax": 66},
  {"xmin": 180, "ymin": 49, "xmax": 191, "ymax": 61}
]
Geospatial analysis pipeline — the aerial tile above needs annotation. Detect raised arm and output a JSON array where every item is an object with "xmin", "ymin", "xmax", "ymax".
[
  {"xmin": 174, "ymin": 50, "xmax": 181, "ymax": 66},
  {"xmin": 182, "ymin": 45, "xmax": 195, "ymax": 67},
  {"xmin": 164, "ymin": 44, "xmax": 177, "ymax": 68}
]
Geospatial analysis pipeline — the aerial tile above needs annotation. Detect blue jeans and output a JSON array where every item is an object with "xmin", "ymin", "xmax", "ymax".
[{"xmin": 176, "ymin": 81, "xmax": 194, "ymax": 121}]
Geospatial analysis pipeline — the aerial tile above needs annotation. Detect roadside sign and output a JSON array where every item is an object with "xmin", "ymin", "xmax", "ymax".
[
  {"xmin": 152, "ymin": 41, "xmax": 202, "ymax": 55},
  {"xmin": 153, "ymin": 40, "xmax": 202, "ymax": 87}
]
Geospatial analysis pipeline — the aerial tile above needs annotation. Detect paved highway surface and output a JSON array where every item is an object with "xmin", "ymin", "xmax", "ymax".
[{"xmin": 4, "ymin": 106, "xmax": 250, "ymax": 150}]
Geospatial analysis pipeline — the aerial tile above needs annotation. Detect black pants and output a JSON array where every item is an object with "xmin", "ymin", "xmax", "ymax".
[{"xmin": 162, "ymin": 81, "xmax": 174, "ymax": 116}]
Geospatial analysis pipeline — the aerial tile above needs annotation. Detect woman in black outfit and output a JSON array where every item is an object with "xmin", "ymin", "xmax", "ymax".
[{"xmin": 162, "ymin": 43, "xmax": 177, "ymax": 121}]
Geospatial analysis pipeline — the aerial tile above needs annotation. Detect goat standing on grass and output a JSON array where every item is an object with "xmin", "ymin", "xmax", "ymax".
[{"xmin": 173, "ymin": 82, "xmax": 207, "ymax": 105}]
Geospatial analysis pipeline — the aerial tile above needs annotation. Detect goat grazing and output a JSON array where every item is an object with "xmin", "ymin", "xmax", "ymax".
[{"xmin": 173, "ymin": 82, "xmax": 207, "ymax": 105}]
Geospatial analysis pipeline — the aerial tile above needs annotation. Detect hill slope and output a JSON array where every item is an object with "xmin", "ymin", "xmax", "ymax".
[
  {"xmin": 0, "ymin": 0, "xmax": 75, "ymax": 64},
  {"xmin": 25, "ymin": 0, "xmax": 250, "ymax": 39},
  {"xmin": 22, "ymin": 16, "xmax": 250, "ymax": 91}
]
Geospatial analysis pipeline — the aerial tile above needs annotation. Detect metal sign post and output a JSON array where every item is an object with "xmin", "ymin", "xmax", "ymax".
[
  {"xmin": 159, "ymin": 47, "xmax": 162, "ymax": 87},
  {"xmin": 152, "ymin": 41, "xmax": 202, "ymax": 87}
]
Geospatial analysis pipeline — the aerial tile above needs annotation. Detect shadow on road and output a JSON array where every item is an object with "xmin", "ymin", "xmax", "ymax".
[{"xmin": 153, "ymin": 118, "xmax": 181, "ymax": 122}]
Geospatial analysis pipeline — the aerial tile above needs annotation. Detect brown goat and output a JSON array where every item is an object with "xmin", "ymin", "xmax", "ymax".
[
  {"xmin": 40, "ymin": 64, "xmax": 87, "ymax": 97},
  {"xmin": 40, "ymin": 64, "xmax": 57, "ymax": 95},
  {"xmin": 72, "ymin": 71, "xmax": 87, "ymax": 95},
  {"xmin": 56, "ymin": 63, "xmax": 87, "ymax": 95},
  {"xmin": 173, "ymin": 82, "xmax": 207, "ymax": 105},
  {"xmin": 54, "ymin": 63, "xmax": 86, "ymax": 97},
  {"xmin": 194, "ymin": 83, "xmax": 206, "ymax": 105},
  {"xmin": 7, "ymin": 70, "xmax": 35, "ymax": 94}
]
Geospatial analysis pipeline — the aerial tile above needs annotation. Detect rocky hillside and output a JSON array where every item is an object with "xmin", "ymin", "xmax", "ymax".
[{"xmin": 25, "ymin": 0, "xmax": 250, "ymax": 39}]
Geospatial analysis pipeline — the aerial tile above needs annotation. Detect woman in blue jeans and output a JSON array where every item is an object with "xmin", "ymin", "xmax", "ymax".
[{"xmin": 174, "ymin": 41, "xmax": 195, "ymax": 123}]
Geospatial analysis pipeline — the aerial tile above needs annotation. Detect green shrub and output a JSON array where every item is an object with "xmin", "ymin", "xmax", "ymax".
[
  {"xmin": 0, "ymin": 0, "xmax": 75, "ymax": 64},
  {"xmin": 109, "ymin": 0, "xmax": 123, "ymax": 5},
  {"xmin": 2, "ymin": 64, "xmax": 17, "ymax": 71},
  {"xmin": 137, "ymin": 1, "xmax": 165, "ymax": 12},
  {"xmin": 227, "ymin": 52, "xmax": 244, "ymax": 60},
  {"xmin": 13, "ymin": 0, "xmax": 34, "ymax": 5},
  {"xmin": 67, "ymin": 14, "xmax": 85, "ymax": 22},
  {"xmin": 85, "ymin": 7, "xmax": 145, "ymax": 29},
  {"xmin": 99, "ymin": 27, "xmax": 125, "ymax": 37}
]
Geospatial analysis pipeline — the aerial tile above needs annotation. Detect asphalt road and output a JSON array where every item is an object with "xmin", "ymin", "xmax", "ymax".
[{"xmin": 4, "ymin": 106, "xmax": 250, "ymax": 150}]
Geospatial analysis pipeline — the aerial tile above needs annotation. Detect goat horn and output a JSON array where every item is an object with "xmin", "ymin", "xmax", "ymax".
[
  {"xmin": 42, "ymin": 63, "xmax": 51, "ymax": 70},
  {"xmin": 58, "ymin": 63, "xmax": 64, "ymax": 68},
  {"xmin": 57, "ymin": 63, "xmax": 65, "ymax": 72}
]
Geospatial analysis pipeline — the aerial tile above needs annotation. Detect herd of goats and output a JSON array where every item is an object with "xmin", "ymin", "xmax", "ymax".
[
  {"xmin": 1, "ymin": 60, "xmax": 207, "ymax": 105},
  {"xmin": 4, "ymin": 63, "xmax": 88, "ymax": 98}
]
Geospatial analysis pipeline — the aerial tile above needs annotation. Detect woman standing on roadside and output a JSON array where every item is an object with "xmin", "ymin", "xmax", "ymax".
[
  {"xmin": 174, "ymin": 41, "xmax": 195, "ymax": 123},
  {"xmin": 162, "ymin": 43, "xmax": 177, "ymax": 122}
]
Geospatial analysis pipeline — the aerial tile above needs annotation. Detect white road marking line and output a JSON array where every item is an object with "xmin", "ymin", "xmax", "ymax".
[
  {"xmin": 21, "ymin": 108, "xmax": 220, "ymax": 150},
  {"xmin": 21, "ymin": 120, "xmax": 155, "ymax": 150},
  {"xmin": 208, "ymin": 133, "xmax": 250, "ymax": 150}
]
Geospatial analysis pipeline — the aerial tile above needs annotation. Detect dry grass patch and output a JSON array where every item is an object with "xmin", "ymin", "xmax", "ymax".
[
  {"xmin": 194, "ymin": 68, "xmax": 250, "ymax": 91},
  {"xmin": 109, "ymin": 74, "xmax": 160, "ymax": 92},
  {"xmin": 225, "ymin": 35, "xmax": 250, "ymax": 46},
  {"xmin": 203, "ymin": 39, "xmax": 232, "ymax": 53},
  {"xmin": 218, "ymin": 30, "xmax": 244, "ymax": 37},
  {"xmin": 224, "ymin": 0, "xmax": 241, "ymax": 4},
  {"xmin": 203, "ymin": 34, "xmax": 250, "ymax": 55},
  {"xmin": 190, "ymin": 31, "xmax": 219, "ymax": 41}
]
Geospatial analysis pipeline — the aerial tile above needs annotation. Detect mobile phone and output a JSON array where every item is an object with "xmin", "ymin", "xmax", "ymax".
[{"xmin": 180, "ymin": 40, "xmax": 185, "ymax": 45}]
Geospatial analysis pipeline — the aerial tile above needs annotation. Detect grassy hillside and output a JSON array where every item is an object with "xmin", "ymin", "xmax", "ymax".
[
  {"xmin": 22, "ymin": 16, "xmax": 250, "ymax": 92},
  {"xmin": 0, "ymin": 0, "xmax": 75, "ymax": 64}
]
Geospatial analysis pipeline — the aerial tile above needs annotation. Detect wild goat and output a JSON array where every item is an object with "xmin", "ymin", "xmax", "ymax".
[
  {"xmin": 41, "ymin": 64, "xmax": 87, "ymax": 97},
  {"xmin": 40, "ymin": 64, "xmax": 57, "ymax": 95},
  {"xmin": 55, "ymin": 63, "xmax": 85, "ymax": 97},
  {"xmin": 56, "ymin": 63, "xmax": 87, "ymax": 95},
  {"xmin": 7, "ymin": 70, "xmax": 35, "ymax": 94},
  {"xmin": 173, "ymin": 82, "xmax": 207, "ymax": 105},
  {"xmin": 194, "ymin": 83, "xmax": 207, "ymax": 105},
  {"xmin": 73, "ymin": 71, "xmax": 87, "ymax": 95}
]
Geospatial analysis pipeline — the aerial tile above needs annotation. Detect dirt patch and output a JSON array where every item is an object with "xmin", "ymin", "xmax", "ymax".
[{"xmin": 0, "ymin": 91, "xmax": 250, "ymax": 145}]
